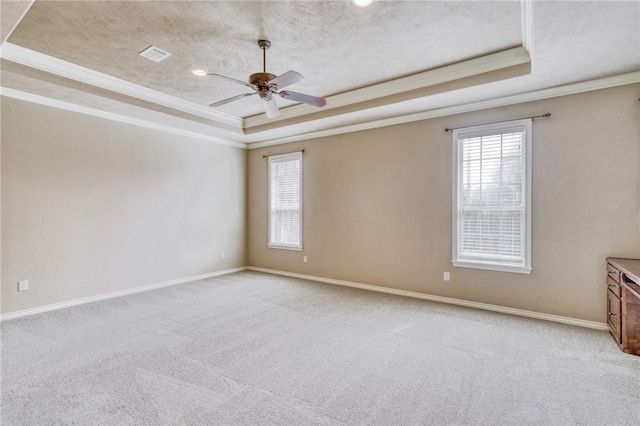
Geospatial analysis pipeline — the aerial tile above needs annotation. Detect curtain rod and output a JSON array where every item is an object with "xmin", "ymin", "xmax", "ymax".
[
  {"xmin": 263, "ymin": 149, "xmax": 304, "ymax": 159},
  {"xmin": 444, "ymin": 113, "xmax": 551, "ymax": 132}
]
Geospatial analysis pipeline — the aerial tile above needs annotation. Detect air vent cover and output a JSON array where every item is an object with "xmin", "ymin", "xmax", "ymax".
[{"xmin": 139, "ymin": 45, "xmax": 172, "ymax": 62}]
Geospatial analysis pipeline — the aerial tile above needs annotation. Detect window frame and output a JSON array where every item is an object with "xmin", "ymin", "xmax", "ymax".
[
  {"xmin": 451, "ymin": 119, "xmax": 532, "ymax": 274},
  {"xmin": 268, "ymin": 151, "xmax": 303, "ymax": 251}
]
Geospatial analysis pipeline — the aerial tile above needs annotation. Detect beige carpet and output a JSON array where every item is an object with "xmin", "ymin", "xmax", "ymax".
[{"xmin": 2, "ymin": 271, "xmax": 639, "ymax": 425}]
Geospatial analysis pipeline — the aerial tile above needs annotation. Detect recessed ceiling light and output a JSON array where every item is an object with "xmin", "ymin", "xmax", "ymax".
[
  {"xmin": 191, "ymin": 69, "xmax": 207, "ymax": 76},
  {"xmin": 353, "ymin": 0, "xmax": 373, "ymax": 6},
  {"xmin": 139, "ymin": 45, "xmax": 172, "ymax": 62}
]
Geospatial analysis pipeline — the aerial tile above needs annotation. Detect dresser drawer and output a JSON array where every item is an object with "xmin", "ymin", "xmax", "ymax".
[
  {"xmin": 607, "ymin": 289, "xmax": 621, "ymax": 344},
  {"xmin": 607, "ymin": 263, "xmax": 621, "ymax": 283},
  {"xmin": 607, "ymin": 276, "xmax": 621, "ymax": 297},
  {"xmin": 606, "ymin": 258, "xmax": 640, "ymax": 356}
]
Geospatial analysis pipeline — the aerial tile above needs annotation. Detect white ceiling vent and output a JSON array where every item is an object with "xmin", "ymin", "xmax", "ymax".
[{"xmin": 139, "ymin": 45, "xmax": 172, "ymax": 62}]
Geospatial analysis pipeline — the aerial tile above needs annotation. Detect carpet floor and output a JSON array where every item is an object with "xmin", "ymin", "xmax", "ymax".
[{"xmin": 1, "ymin": 271, "xmax": 639, "ymax": 425}]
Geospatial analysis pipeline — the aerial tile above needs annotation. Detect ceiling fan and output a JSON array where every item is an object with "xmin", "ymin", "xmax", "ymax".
[{"xmin": 195, "ymin": 40, "xmax": 326, "ymax": 118}]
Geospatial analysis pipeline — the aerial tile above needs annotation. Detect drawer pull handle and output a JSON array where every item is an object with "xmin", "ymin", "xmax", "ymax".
[{"xmin": 609, "ymin": 312, "xmax": 617, "ymax": 316}]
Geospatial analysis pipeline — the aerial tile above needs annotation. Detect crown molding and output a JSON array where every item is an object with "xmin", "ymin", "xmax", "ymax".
[
  {"xmin": 0, "ymin": 42, "xmax": 244, "ymax": 129},
  {"xmin": 3, "ymin": 70, "xmax": 637, "ymax": 150},
  {"xmin": 247, "ymin": 71, "xmax": 640, "ymax": 149},
  {"xmin": 244, "ymin": 46, "xmax": 531, "ymax": 129},
  {"xmin": 0, "ymin": 87, "xmax": 247, "ymax": 149},
  {"xmin": 0, "ymin": 42, "xmax": 531, "ymax": 137}
]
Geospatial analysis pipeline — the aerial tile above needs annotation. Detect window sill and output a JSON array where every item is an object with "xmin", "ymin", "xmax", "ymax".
[
  {"xmin": 452, "ymin": 260, "xmax": 532, "ymax": 275},
  {"xmin": 268, "ymin": 244, "xmax": 302, "ymax": 251}
]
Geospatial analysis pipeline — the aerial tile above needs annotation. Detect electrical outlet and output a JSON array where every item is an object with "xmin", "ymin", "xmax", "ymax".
[
  {"xmin": 444, "ymin": 272, "xmax": 450, "ymax": 282},
  {"xmin": 303, "ymin": 256, "xmax": 308, "ymax": 263},
  {"xmin": 220, "ymin": 252, "xmax": 225, "ymax": 260},
  {"xmin": 18, "ymin": 280, "xmax": 29, "ymax": 292}
]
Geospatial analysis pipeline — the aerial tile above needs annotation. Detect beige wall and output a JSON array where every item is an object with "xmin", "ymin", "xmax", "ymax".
[
  {"xmin": 248, "ymin": 84, "xmax": 640, "ymax": 323},
  {"xmin": 1, "ymin": 97, "xmax": 246, "ymax": 314},
  {"xmin": 3, "ymin": 84, "xmax": 638, "ymax": 321}
]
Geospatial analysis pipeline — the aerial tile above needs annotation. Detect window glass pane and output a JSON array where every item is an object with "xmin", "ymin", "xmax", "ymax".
[
  {"xmin": 453, "ymin": 120, "xmax": 530, "ymax": 271},
  {"xmin": 269, "ymin": 153, "xmax": 302, "ymax": 248},
  {"xmin": 459, "ymin": 210, "xmax": 523, "ymax": 262}
]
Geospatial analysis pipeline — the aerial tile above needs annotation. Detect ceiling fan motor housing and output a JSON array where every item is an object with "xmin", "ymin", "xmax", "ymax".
[{"xmin": 249, "ymin": 72, "xmax": 277, "ymax": 88}]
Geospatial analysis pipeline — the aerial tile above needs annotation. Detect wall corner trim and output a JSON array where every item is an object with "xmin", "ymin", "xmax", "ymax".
[
  {"xmin": 0, "ymin": 267, "xmax": 248, "ymax": 321},
  {"xmin": 246, "ymin": 266, "xmax": 609, "ymax": 331}
]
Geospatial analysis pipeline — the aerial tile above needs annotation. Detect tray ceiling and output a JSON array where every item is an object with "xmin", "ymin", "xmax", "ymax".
[{"xmin": 1, "ymin": 1, "xmax": 638, "ymax": 146}]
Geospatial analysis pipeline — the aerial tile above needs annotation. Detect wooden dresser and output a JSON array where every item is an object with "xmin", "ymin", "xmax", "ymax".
[{"xmin": 606, "ymin": 258, "xmax": 640, "ymax": 356}]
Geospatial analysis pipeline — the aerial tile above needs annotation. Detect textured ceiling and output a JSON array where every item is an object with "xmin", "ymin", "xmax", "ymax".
[
  {"xmin": 0, "ymin": 1, "xmax": 31, "ymax": 42},
  {"xmin": 7, "ymin": 0, "xmax": 522, "ymax": 116},
  {"xmin": 1, "ymin": 0, "xmax": 639, "ymax": 145}
]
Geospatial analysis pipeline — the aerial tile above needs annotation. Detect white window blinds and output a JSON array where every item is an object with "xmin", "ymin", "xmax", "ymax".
[
  {"xmin": 452, "ymin": 119, "xmax": 532, "ymax": 274},
  {"xmin": 268, "ymin": 152, "xmax": 302, "ymax": 250}
]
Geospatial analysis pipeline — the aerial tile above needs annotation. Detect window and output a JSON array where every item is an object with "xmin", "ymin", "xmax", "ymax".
[
  {"xmin": 268, "ymin": 152, "xmax": 302, "ymax": 250},
  {"xmin": 452, "ymin": 119, "xmax": 532, "ymax": 274}
]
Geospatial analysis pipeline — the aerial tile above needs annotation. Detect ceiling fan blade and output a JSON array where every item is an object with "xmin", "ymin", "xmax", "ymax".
[
  {"xmin": 269, "ymin": 70, "xmax": 304, "ymax": 89},
  {"xmin": 262, "ymin": 97, "xmax": 280, "ymax": 118},
  {"xmin": 209, "ymin": 92, "xmax": 256, "ymax": 107},
  {"xmin": 279, "ymin": 90, "xmax": 326, "ymax": 107},
  {"xmin": 205, "ymin": 73, "xmax": 257, "ymax": 90}
]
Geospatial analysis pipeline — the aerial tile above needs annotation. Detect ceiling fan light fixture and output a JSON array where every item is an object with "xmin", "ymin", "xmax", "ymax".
[
  {"xmin": 262, "ymin": 98, "xmax": 280, "ymax": 118},
  {"xmin": 257, "ymin": 88, "xmax": 272, "ymax": 101},
  {"xmin": 353, "ymin": 0, "xmax": 373, "ymax": 6}
]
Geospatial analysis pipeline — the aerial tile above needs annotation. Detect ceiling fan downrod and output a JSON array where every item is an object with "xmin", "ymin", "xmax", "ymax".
[
  {"xmin": 250, "ymin": 40, "xmax": 277, "ymax": 90},
  {"xmin": 258, "ymin": 39, "xmax": 271, "ymax": 73}
]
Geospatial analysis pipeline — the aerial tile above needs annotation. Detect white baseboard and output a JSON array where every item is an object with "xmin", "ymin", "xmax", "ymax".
[
  {"xmin": 0, "ymin": 267, "xmax": 247, "ymax": 321},
  {"xmin": 3, "ymin": 265, "xmax": 609, "ymax": 331},
  {"xmin": 247, "ymin": 266, "xmax": 609, "ymax": 331}
]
